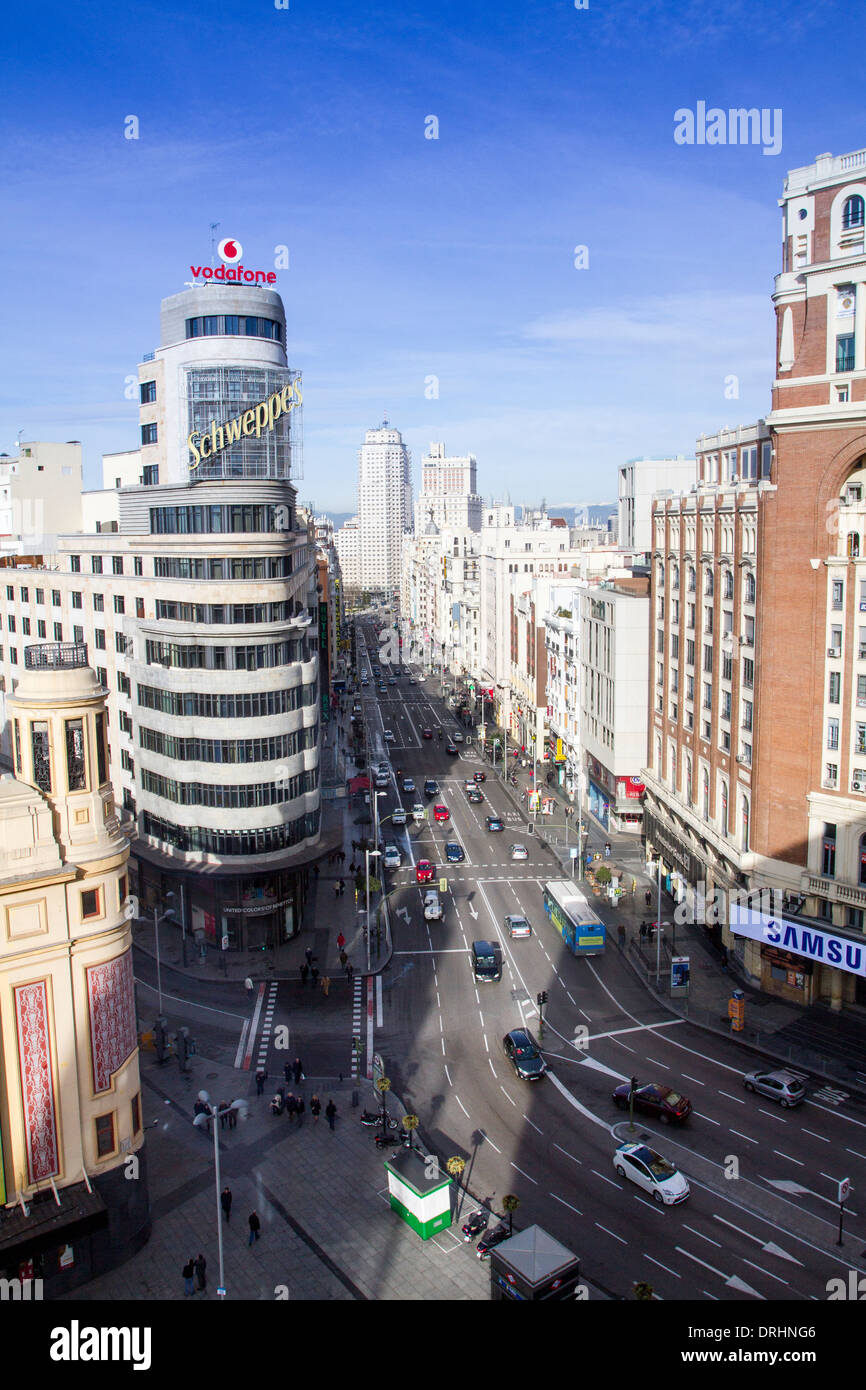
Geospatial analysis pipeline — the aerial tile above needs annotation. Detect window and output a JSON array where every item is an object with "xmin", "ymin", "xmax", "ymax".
[
  {"xmin": 742, "ymin": 795, "xmax": 750, "ymax": 851},
  {"xmin": 31, "ymin": 721, "xmax": 51, "ymax": 792},
  {"xmin": 703, "ymin": 681, "xmax": 712, "ymax": 710},
  {"xmin": 81, "ymin": 887, "xmax": 101, "ymax": 919},
  {"xmin": 722, "ymin": 651, "xmax": 732, "ymax": 681},
  {"xmin": 832, "ymin": 580, "xmax": 844, "ymax": 610},
  {"xmin": 7, "ymin": 615, "xmax": 14, "ymax": 632},
  {"xmin": 837, "ymin": 335, "xmax": 855, "ymax": 373},
  {"xmin": 70, "ymin": 555, "xmax": 81, "ymax": 572},
  {"xmin": 114, "ymin": 595, "xmax": 125, "ymax": 614},
  {"xmin": 721, "ymin": 690, "xmax": 731, "ymax": 721},
  {"xmin": 744, "ymin": 571, "xmax": 756, "ymax": 603},
  {"xmin": 741, "ymin": 446, "xmax": 758, "ymax": 480},
  {"xmin": 141, "ymin": 423, "xmax": 158, "ymax": 445},
  {"xmin": 22, "ymin": 618, "xmax": 30, "ymax": 636},
  {"xmin": 743, "ymin": 658, "xmax": 754, "ymax": 689},
  {"xmin": 20, "ymin": 587, "xmax": 28, "ymax": 602},
  {"xmin": 142, "ymin": 464, "xmax": 159, "ymax": 486},
  {"xmin": 73, "ymin": 625, "xmax": 84, "ymax": 643},
  {"xmin": 51, "ymin": 589, "xmax": 61, "ymax": 606},
  {"xmin": 702, "ymin": 768, "xmax": 710, "ymax": 820},
  {"xmin": 704, "ymin": 568, "xmax": 714, "ymax": 597},
  {"xmin": 720, "ymin": 782, "xmax": 728, "ymax": 835},
  {"xmin": 113, "ymin": 556, "xmax": 124, "ymax": 575},
  {"xmin": 723, "ymin": 570, "xmax": 734, "ymax": 599},
  {"xmin": 71, "ymin": 591, "xmax": 82, "ymax": 610},
  {"xmin": 91, "ymin": 556, "xmax": 103, "ymax": 574},
  {"xmin": 53, "ymin": 622, "xmax": 63, "ymax": 641},
  {"xmin": 828, "ymin": 717, "xmax": 840, "ymax": 750},
  {"xmin": 93, "ymin": 593, "xmax": 104, "ymax": 612},
  {"xmin": 822, "ymin": 823, "xmax": 837, "ymax": 878},
  {"xmin": 686, "ymin": 638, "xmax": 695, "ymax": 665},
  {"xmin": 134, "ymin": 557, "xmax": 143, "ymax": 576},
  {"xmin": 35, "ymin": 588, "xmax": 44, "ymax": 605},
  {"xmin": 742, "ymin": 699, "xmax": 753, "ymax": 731},
  {"xmin": 703, "ymin": 644, "xmax": 713, "ymax": 673},
  {"xmin": 66, "ymin": 718, "xmax": 87, "ymax": 791},
  {"xmin": 95, "ymin": 1113, "xmax": 116, "ymax": 1158},
  {"xmin": 843, "ymin": 195, "xmax": 865, "ymax": 230},
  {"xmin": 704, "ymin": 606, "xmax": 714, "ymax": 634},
  {"xmin": 37, "ymin": 619, "xmax": 46, "ymax": 638},
  {"xmin": 140, "ymin": 380, "xmax": 156, "ymax": 404},
  {"xmin": 859, "ymin": 674, "xmax": 866, "ymax": 706},
  {"xmin": 131, "ymin": 1094, "xmax": 142, "ymax": 1136},
  {"xmin": 94, "ymin": 629, "xmax": 106, "ymax": 650}
]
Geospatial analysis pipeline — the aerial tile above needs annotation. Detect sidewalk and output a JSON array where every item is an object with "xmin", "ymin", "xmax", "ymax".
[{"xmin": 61, "ymin": 1053, "xmax": 490, "ymax": 1302}]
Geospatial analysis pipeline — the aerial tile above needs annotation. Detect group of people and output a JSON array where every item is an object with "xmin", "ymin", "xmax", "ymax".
[{"xmin": 182, "ymin": 1253, "xmax": 207, "ymax": 1296}]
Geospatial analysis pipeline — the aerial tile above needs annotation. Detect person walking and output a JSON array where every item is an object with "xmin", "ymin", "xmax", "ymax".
[
  {"xmin": 248, "ymin": 1211, "xmax": 261, "ymax": 1246},
  {"xmin": 219, "ymin": 1100, "xmax": 229, "ymax": 1130},
  {"xmin": 631, "ymin": 878, "xmax": 637, "ymax": 895},
  {"xmin": 293, "ymin": 1057, "xmax": 303, "ymax": 1085},
  {"xmin": 321, "ymin": 974, "xmax": 331, "ymax": 997},
  {"xmin": 640, "ymin": 921, "xmax": 648, "ymax": 944},
  {"xmin": 194, "ymin": 1253, "xmax": 207, "ymax": 1292},
  {"xmin": 338, "ymin": 880, "xmax": 345, "ymax": 897},
  {"xmin": 255, "ymin": 1067, "xmax": 267, "ymax": 1096},
  {"xmin": 310, "ymin": 1095, "xmax": 322, "ymax": 1122},
  {"xmin": 339, "ymin": 949, "xmax": 348, "ymax": 969},
  {"xmin": 617, "ymin": 922, "xmax": 626, "ymax": 950},
  {"xmin": 337, "ymin": 932, "xmax": 346, "ymax": 954},
  {"xmin": 305, "ymin": 947, "xmax": 313, "ymax": 966},
  {"xmin": 300, "ymin": 962, "xmax": 309, "ymax": 987},
  {"xmin": 310, "ymin": 965, "xmax": 320, "ymax": 988},
  {"xmin": 645, "ymin": 888, "xmax": 652, "ymax": 908},
  {"xmin": 244, "ymin": 977, "xmax": 254, "ymax": 999},
  {"xmin": 325, "ymin": 1098, "xmax": 337, "ymax": 1131},
  {"xmin": 334, "ymin": 881, "xmax": 340, "ymax": 900},
  {"xmin": 346, "ymin": 961, "xmax": 354, "ymax": 983},
  {"xmin": 604, "ymin": 841, "xmax": 611, "ymax": 858},
  {"xmin": 220, "ymin": 1186, "xmax": 233, "ymax": 1222},
  {"xmin": 296, "ymin": 1094, "xmax": 306, "ymax": 1126},
  {"xmin": 284, "ymin": 1061, "xmax": 292, "ymax": 1085},
  {"xmin": 183, "ymin": 1257, "xmax": 196, "ymax": 1297},
  {"xmin": 286, "ymin": 1092, "xmax": 297, "ymax": 1122},
  {"xmin": 227, "ymin": 1104, "xmax": 238, "ymax": 1130}
]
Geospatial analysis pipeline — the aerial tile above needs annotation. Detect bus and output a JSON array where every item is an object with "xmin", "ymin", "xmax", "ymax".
[{"xmin": 543, "ymin": 879, "xmax": 606, "ymax": 956}]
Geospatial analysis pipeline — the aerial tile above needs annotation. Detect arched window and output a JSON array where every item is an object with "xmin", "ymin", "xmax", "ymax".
[
  {"xmin": 742, "ymin": 795, "xmax": 750, "ymax": 851},
  {"xmin": 671, "ymin": 562, "xmax": 679, "ymax": 591},
  {"xmin": 702, "ymin": 768, "xmax": 710, "ymax": 821},
  {"xmin": 655, "ymin": 736, "xmax": 662, "ymax": 772},
  {"xmin": 744, "ymin": 571, "xmax": 756, "ymax": 603},
  {"xmin": 687, "ymin": 566, "xmax": 696, "ymax": 593},
  {"xmin": 658, "ymin": 561, "xmax": 665, "ymax": 588},
  {"xmin": 704, "ymin": 567, "xmax": 714, "ymax": 597},
  {"xmin": 720, "ymin": 781, "xmax": 728, "ymax": 836},
  {"xmin": 723, "ymin": 569, "xmax": 733, "ymax": 599},
  {"xmin": 844, "ymin": 195, "xmax": 865, "ymax": 230}
]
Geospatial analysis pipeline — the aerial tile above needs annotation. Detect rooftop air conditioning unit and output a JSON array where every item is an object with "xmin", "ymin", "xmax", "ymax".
[
  {"xmin": 828, "ymin": 646, "xmax": 841, "ymax": 657},
  {"xmin": 854, "ymin": 781, "xmax": 863, "ymax": 791}
]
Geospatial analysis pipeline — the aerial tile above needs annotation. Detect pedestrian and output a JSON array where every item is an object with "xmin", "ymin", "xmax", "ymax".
[
  {"xmin": 255, "ymin": 1067, "xmax": 267, "ymax": 1096},
  {"xmin": 321, "ymin": 974, "xmax": 331, "ymax": 997},
  {"xmin": 227, "ymin": 1104, "xmax": 237, "ymax": 1130},
  {"xmin": 248, "ymin": 1211, "xmax": 261, "ymax": 1246},
  {"xmin": 640, "ymin": 922, "xmax": 648, "ymax": 943},
  {"xmin": 194, "ymin": 1253, "xmax": 207, "ymax": 1292},
  {"xmin": 220, "ymin": 1186, "xmax": 233, "ymax": 1222},
  {"xmin": 604, "ymin": 841, "xmax": 611, "ymax": 858},
  {"xmin": 311, "ymin": 966, "xmax": 319, "ymax": 987},
  {"xmin": 305, "ymin": 947, "xmax": 313, "ymax": 966},
  {"xmin": 310, "ymin": 1095, "xmax": 322, "ymax": 1121},
  {"xmin": 296, "ymin": 1094, "xmax": 305, "ymax": 1126},
  {"xmin": 313, "ymin": 863, "xmax": 319, "ymax": 879},
  {"xmin": 631, "ymin": 878, "xmax": 637, "ymax": 895},
  {"xmin": 617, "ymin": 922, "xmax": 626, "ymax": 949},
  {"xmin": 219, "ymin": 1100, "xmax": 229, "ymax": 1130},
  {"xmin": 338, "ymin": 880, "xmax": 345, "ymax": 897},
  {"xmin": 325, "ymin": 1099, "xmax": 337, "ymax": 1131},
  {"xmin": 245, "ymin": 976, "xmax": 254, "ymax": 999},
  {"xmin": 284, "ymin": 1062, "xmax": 292, "ymax": 1085},
  {"xmin": 300, "ymin": 962, "xmax": 309, "ymax": 986},
  {"xmin": 293, "ymin": 1057, "xmax": 303, "ymax": 1085},
  {"xmin": 339, "ymin": 949, "xmax": 348, "ymax": 969},
  {"xmin": 270, "ymin": 1093, "xmax": 284, "ymax": 1116},
  {"xmin": 337, "ymin": 932, "xmax": 346, "ymax": 952},
  {"xmin": 334, "ymin": 881, "xmax": 340, "ymax": 900},
  {"xmin": 347, "ymin": 962, "xmax": 354, "ymax": 982},
  {"xmin": 645, "ymin": 888, "xmax": 652, "ymax": 908},
  {"xmin": 286, "ymin": 1092, "xmax": 297, "ymax": 1122},
  {"xmin": 183, "ymin": 1257, "xmax": 195, "ymax": 1297}
]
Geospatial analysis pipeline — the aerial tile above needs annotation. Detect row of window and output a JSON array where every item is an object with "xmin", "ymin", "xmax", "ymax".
[
  {"xmin": 141, "ymin": 767, "xmax": 318, "ymax": 807},
  {"xmin": 655, "ymin": 743, "xmax": 751, "ymax": 847},
  {"xmin": 154, "ymin": 599, "xmax": 302, "ymax": 625},
  {"xmin": 14, "ymin": 714, "xmax": 107, "ymax": 795},
  {"xmin": 658, "ymin": 563, "xmax": 756, "ymax": 603},
  {"xmin": 144, "ymin": 638, "xmax": 309, "ymax": 670},
  {"xmin": 153, "ymin": 554, "xmax": 294, "ymax": 579},
  {"xmin": 185, "ymin": 315, "xmax": 282, "ymax": 341},
  {"xmin": 142, "ymin": 809, "xmax": 320, "ymax": 856},
  {"xmin": 819, "ymin": 822, "xmax": 866, "ymax": 883},
  {"xmin": 136, "ymin": 682, "xmax": 317, "ymax": 719},
  {"xmin": 149, "ymin": 504, "xmax": 291, "ymax": 535},
  {"xmin": 698, "ymin": 442, "xmax": 772, "ymax": 484},
  {"xmin": 139, "ymin": 724, "xmax": 318, "ymax": 764},
  {"xmin": 70, "ymin": 555, "xmax": 144, "ymax": 576},
  {"xmin": 96, "ymin": 1096, "xmax": 142, "ymax": 1159}
]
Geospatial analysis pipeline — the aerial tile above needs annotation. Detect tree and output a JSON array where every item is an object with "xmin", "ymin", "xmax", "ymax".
[
  {"xmin": 502, "ymin": 1193, "xmax": 520, "ymax": 1234},
  {"xmin": 402, "ymin": 1114, "xmax": 420, "ymax": 1150}
]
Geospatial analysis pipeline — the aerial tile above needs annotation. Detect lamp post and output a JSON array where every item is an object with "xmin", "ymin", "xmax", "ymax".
[
  {"xmin": 655, "ymin": 853, "xmax": 663, "ymax": 987},
  {"xmin": 194, "ymin": 1092, "xmax": 249, "ymax": 1298},
  {"xmin": 365, "ymin": 848, "xmax": 381, "ymax": 973},
  {"xmin": 152, "ymin": 893, "xmax": 176, "ymax": 1016}
]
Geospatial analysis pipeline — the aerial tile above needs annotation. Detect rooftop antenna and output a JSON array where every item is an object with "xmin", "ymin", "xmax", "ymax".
[{"xmin": 209, "ymin": 221, "xmax": 221, "ymax": 269}]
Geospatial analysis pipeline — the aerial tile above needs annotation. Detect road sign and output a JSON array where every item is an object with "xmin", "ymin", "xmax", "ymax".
[{"xmin": 839, "ymin": 1177, "xmax": 851, "ymax": 1203}]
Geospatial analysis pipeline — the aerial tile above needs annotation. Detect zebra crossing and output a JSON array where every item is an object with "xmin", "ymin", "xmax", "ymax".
[
  {"xmin": 256, "ymin": 980, "xmax": 278, "ymax": 1071},
  {"xmin": 351, "ymin": 975, "xmax": 363, "ymax": 1078}
]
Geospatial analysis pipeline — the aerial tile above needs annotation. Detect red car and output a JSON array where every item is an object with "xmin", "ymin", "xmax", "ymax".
[
  {"xmin": 611, "ymin": 1082, "xmax": 692, "ymax": 1124},
  {"xmin": 416, "ymin": 860, "xmax": 435, "ymax": 883},
  {"xmin": 422, "ymin": 728, "xmax": 433, "ymax": 740},
  {"xmin": 433, "ymin": 804, "xmax": 450, "ymax": 822}
]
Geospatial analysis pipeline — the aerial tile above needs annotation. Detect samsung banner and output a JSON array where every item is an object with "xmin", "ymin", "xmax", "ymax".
[{"xmin": 730, "ymin": 907, "xmax": 866, "ymax": 978}]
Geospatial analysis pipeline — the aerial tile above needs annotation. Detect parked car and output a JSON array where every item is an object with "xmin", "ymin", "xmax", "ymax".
[
  {"xmin": 391, "ymin": 807, "xmax": 408, "ymax": 826},
  {"xmin": 505, "ymin": 914, "xmax": 531, "ymax": 939},
  {"xmin": 383, "ymin": 729, "xmax": 395, "ymax": 742},
  {"xmin": 503, "ymin": 1028, "xmax": 546, "ymax": 1080},
  {"xmin": 476, "ymin": 1224, "xmax": 511, "ymax": 1260},
  {"xmin": 743, "ymin": 1069, "xmax": 805, "ymax": 1107},
  {"xmin": 453, "ymin": 732, "xmax": 464, "ymax": 742},
  {"xmin": 433, "ymin": 804, "xmax": 450, "ymax": 823},
  {"xmin": 486, "ymin": 815, "xmax": 504, "ymax": 831},
  {"xmin": 613, "ymin": 1142, "xmax": 690, "ymax": 1206},
  {"xmin": 611, "ymin": 1082, "xmax": 692, "ymax": 1124},
  {"xmin": 445, "ymin": 842, "xmax": 465, "ymax": 862},
  {"xmin": 416, "ymin": 860, "xmax": 435, "ymax": 883},
  {"xmin": 423, "ymin": 779, "xmax": 439, "ymax": 797},
  {"xmin": 510, "ymin": 844, "xmax": 528, "ymax": 861}
]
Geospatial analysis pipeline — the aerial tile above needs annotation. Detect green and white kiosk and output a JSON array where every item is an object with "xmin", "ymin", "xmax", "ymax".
[{"xmin": 384, "ymin": 1147, "xmax": 452, "ymax": 1239}]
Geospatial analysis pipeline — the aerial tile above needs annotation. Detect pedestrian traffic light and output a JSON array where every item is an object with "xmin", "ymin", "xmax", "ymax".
[{"xmin": 537, "ymin": 990, "xmax": 548, "ymax": 1006}]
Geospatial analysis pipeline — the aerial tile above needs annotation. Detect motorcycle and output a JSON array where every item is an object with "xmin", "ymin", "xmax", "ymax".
[
  {"xmin": 461, "ymin": 1209, "xmax": 490, "ymax": 1242},
  {"xmin": 476, "ymin": 1224, "xmax": 510, "ymax": 1260},
  {"xmin": 374, "ymin": 1129, "xmax": 409, "ymax": 1149},
  {"xmin": 360, "ymin": 1110, "xmax": 398, "ymax": 1130}
]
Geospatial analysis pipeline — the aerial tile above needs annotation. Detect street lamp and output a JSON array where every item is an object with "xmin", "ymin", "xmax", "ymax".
[
  {"xmin": 152, "ymin": 893, "xmax": 176, "ymax": 1016},
  {"xmin": 365, "ymin": 848, "xmax": 381, "ymax": 972},
  {"xmin": 194, "ymin": 1091, "xmax": 249, "ymax": 1298}
]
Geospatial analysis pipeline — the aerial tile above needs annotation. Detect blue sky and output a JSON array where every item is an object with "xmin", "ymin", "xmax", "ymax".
[{"xmin": 2, "ymin": 0, "xmax": 864, "ymax": 511}]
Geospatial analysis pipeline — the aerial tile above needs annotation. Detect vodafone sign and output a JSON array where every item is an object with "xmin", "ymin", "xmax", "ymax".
[{"xmin": 190, "ymin": 237, "xmax": 277, "ymax": 286}]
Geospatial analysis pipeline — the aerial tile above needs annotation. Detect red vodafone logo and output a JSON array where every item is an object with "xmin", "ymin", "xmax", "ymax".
[{"xmin": 218, "ymin": 238, "xmax": 243, "ymax": 264}]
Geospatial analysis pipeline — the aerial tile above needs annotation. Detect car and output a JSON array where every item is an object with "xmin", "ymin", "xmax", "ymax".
[
  {"xmin": 391, "ymin": 808, "xmax": 408, "ymax": 826},
  {"xmin": 411, "ymin": 803, "xmax": 426, "ymax": 823},
  {"xmin": 352, "ymin": 701, "xmax": 362, "ymax": 713},
  {"xmin": 510, "ymin": 844, "xmax": 528, "ymax": 861},
  {"xmin": 388, "ymin": 677, "xmax": 396, "ymax": 686},
  {"xmin": 416, "ymin": 860, "xmax": 435, "ymax": 883},
  {"xmin": 467, "ymin": 788, "xmax": 483, "ymax": 803},
  {"xmin": 446, "ymin": 742, "xmax": 458, "ymax": 754},
  {"xmin": 408, "ymin": 677, "xmax": 416, "ymax": 685},
  {"xmin": 743, "ymin": 1068, "xmax": 806, "ymax": 1107},
  {"xmin": 476, "ymin": 1224, "xmax": 511, "ymax": 1260},
  {"xmin": 423, "ymin": 890, "xmax": 443, "ymax": 921},
  {"xmin": 417, "ymin": 675, "xmax": 426, "ymax": 683},
  {"xmin": 613, "ymin": 1142, "xmax": 690, "ymax": 1206},
  {"xmin": 505, "ymin": 914, "xmax": 531, "ymax": 939},
  {"xmin": 382, "ymin": 844, "xmax": 402, "ymax": 870},
  {"xmin": 502, "ymin": 1028, "xmax": 546, "ymax": 1080},
  {"xmin": 433, "ymin": 804, "xmax": 450, "ymax": 822},
  {"xmin": 473, "ymin": 771, "xmax": 486, "ymax": 783},
  {"xmin": 374, "ymin": 773, "xmax": 390, "ymax": 789},
  {"xmin": 464, "ymin": 779, "xmax": 477, "ymax": 792},
  {"xmin": 611, "ymin": 1082, "xmax": 692, "ymax": 1124},
  {"xmin": 453, "ymin": 732, "xmax": 464, "ymax": 742},
  {"xmin": 486, "ymin": 815, "xmax": 504, "ymax": 831},
  {"xmin": 400, "ymin": 775, "xmax": 415, "ymax": 792},
  {"xmin": 383, "ymin": 730, "xmax": 395, "ymax": 742},
  {"xmin": 445, "ymin": 842, "xmax": 465, "ymax": 862},
  {"xmin": 472, "ymin": 940, "xmax": 502, "ymax": 982},
  {"xmin": 422, "ymin": 728, "xmax": 433, "ymax": 740},
  {"xmin": 361, "ymin": 677, "xmax": 369, "ymax": 686},
  {"xmin": 423, "ymin": 779, "xmax": 439, "ymax": 797}
]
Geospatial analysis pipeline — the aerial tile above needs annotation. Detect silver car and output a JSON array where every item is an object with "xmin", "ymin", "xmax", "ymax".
[{"xmin": 743, "ymin": 1068, "xmax": 805, "ymax": 1107}]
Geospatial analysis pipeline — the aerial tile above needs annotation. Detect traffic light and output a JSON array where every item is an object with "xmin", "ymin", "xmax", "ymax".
[{"xmin": 537, "ymin": 990, "xmax": 548, "ymax": 1006}]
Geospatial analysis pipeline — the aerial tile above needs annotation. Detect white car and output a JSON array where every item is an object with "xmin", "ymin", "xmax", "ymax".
[
  {"xmin": 453, "ymin": 731, "xmax": 464, "ymax": 742},
  {"xmin": 411, "ymin": 803, "xmax": 426, "ymax": 824},
  {"xmin": 383, "ymin": 730, "xmax": 395, "ymax": 742},
  {"xmin": 383, "ymin": 844, "xmax": 402, "ymax": 870},
  {"xmin": 612, "ymin": 1143, "xmax": 690, "ymax": 1205},
  {"xmin": 391, "ymin": 808, "xmax": 408, "ymax": 826},
  {"xmin": 510, "ymin": 844, "xmax": 528, "ymax": 861}
]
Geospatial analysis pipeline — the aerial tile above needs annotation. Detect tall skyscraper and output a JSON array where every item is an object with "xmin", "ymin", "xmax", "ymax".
[
  {"xmin": 414, "ymin": 442, "xmax": 482, "ymax": 533},
  {"xmin": 357, "ymin": 422, "xmax": 413, "ymax": 596}
]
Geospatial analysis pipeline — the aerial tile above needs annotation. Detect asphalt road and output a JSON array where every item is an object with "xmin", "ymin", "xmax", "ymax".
[{"xmin": 356, "ymin": 620, "xmax": 866, "ymax": 1303}]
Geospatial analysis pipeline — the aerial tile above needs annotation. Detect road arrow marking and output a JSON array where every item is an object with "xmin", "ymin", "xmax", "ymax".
[
  {"xmin": 712, "ymin": 1214, "xmax": 803, "ymax": 1265},
  {"xmin": 468, "ymin": 903, "xmax": 478, "ymax": 919},
  {"xmin": 676, "ymin": 1247, "xmax": 764, "ymax": 1299}
]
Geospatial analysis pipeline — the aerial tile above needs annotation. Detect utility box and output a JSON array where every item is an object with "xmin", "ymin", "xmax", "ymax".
[
  {"xmin": 384, "ymin": 1147, "xmax": 452, "ymax": 1240},
  {"xmin": 489, "ymin": 1225, "xmax": 581, "ymax": 1300}
]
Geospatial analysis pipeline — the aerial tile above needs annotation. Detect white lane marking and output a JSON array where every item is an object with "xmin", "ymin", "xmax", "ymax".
[
  {"xmin": 644, "ymin": 1254, "xmax": 681, "ymax": 1278},
  {"xmin": 693, "ymin": 1112, "xmax": 721, "ymax": 1125},
  {"xmin": 681, "ymin": 1074, "xmax": 706, "ymax": 1086},
  {"xmin": 772, "ymin": 1150, "xmax": 804, "ymax": 1166},
  {"xmin": 845, "ymin": 1147, "xmax": 866, "ymax": 1161},
  {"xmin": 233, "ymin": 1019, "xmax": 250, "ymax": 1070},
  {"xmin": 546, "ymin": 1070, "xmax": 612, "ymax": 1131},
  {"xmin": 136, "ymin": 981, "xmax": 246, "ymax": 1022},
  {"xmin": 591, "ymin": 1168, "xmax": 621, "ymax": 1190},
  {"xmin": 702, "ymin": 1290, "xmax": 720, "ymax": 1300},
  {"xmin": 718, "ymin": 1090, "xmax": 745, "ymax": 1105},
  {"xmin": 376, "ymin": 975, "xmax": 383, "ymax": 1028},
  {"xmin": 550, "ymin": 1192, "xmax": 583, "ymax": 1216},
  {"xmin": 758, "ymin": 1108, "xmax": 787, "ymax": 1123},
  {"xmin": 480, "ymin": 1131, "xmax": 501, "ymax": 1154},
  {"xmin": 712, "ymin": 1214, "xmax": 761, "ymax": 1243},
  {"xmin": 444, "ymin": 1065, "xmax": 452, "ymax": 1086},
  {"xmin": 511, "ymin": 1162, "xmax": 538, "ymax": 1185},
  {"xmin": 483, "ymin": 1034, "xmax": 489, "ymax": 1053},
  {"xmin": 489, "ymin": 1058, "xmax": 496, "ymax": 1075},
  {"xmin": 524, "ymin": 1115, "xmax": 543, "ymax": 1135},
  {"xmin": 682, "ymin": 1224, "xmax": 721, "ymax": 1248},
  {"xmin": 455, "ymin": 1095, "xmax": 470, "ymax": 1118},
  {"xmin": 644, "ymin": 1057, "xmax": 670, "ymax": 1070},
  {"xmin": 612, "ymin": 1038, "xmax": 636, "ymax": 1054},
  {"xmin": 595, "ymin": 1222, "xmax": 627, "ymax": 1245},
  {"xmin": 553, "ymin": 1143, "xmax": 582, "ymax": 1165},
  {"xmin": 729, "ymin": 1128, "xmax": 758, "ymax": 1144},
  {"xmin": 803, "ymin": 1129, "xmax": 830, "ymax": 1143},
  {"xmin": 742, "ymin": 1257, "xmax": 789, "ymax": 1287},
  {"xmin": 582, "ymin": 1019, "xmax": 685, "ymax": 1043},
  {"xmin": 499, "ymin": 1085, "xmax": 517, "ymax": 1107}
]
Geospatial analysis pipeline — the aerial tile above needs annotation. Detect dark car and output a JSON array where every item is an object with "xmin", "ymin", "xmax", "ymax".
[
  {"xmin": 472, "ymin": 940, "xmax": 502, "ymax": 982},
  {"xmin": 423, "ymin": 779, "xmax": 439, "ymax": 797},
  {"xmin": 503, "ymin": 1029, "xmax": 546, "ymax": 1080},
  {"xmin": 445, "ymin": 842, "xmax": 465, "ymax": 862},
  {"xmin": 611, "ymin": 1081, "xmax": 692, "ymax": 1124},
  {"xmin": 476, "ymin": 1224, "xmax": 511, "ymax": 1260},
  {"xmin": 486, "ymin": 815, "xmax": 504, "ymax": 831},
  {"xmin": 446, "ymin": 741, "xmax": 458, "ymax": 754},
  {"xmin": 422, "ymin": 728, "xmax": 433, "ymax": 740},
  {"xmin": 467, "ymin": 788, "xmax": 483, "ymax": 803},
  {"xmin": 473, "ymin": 771, "xmax": 486, "ymax": 783}
]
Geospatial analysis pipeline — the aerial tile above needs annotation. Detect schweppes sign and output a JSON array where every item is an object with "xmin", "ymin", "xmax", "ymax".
[{"xmin": 188, "ymin": 380, "xmax": 303, "ymax": 469}]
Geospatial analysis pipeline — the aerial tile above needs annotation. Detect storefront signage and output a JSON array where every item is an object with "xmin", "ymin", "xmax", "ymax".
[
  {"xmin": 730, "ymin": 907, "xmax": 866, "ymax": 978},
  {"xmin": 188, "ymin": 380, "xmax": 302, "ymax": 468},
  {"xmin": 190, "ymin": 263, "xmax": 276, "ymax": 285}
]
